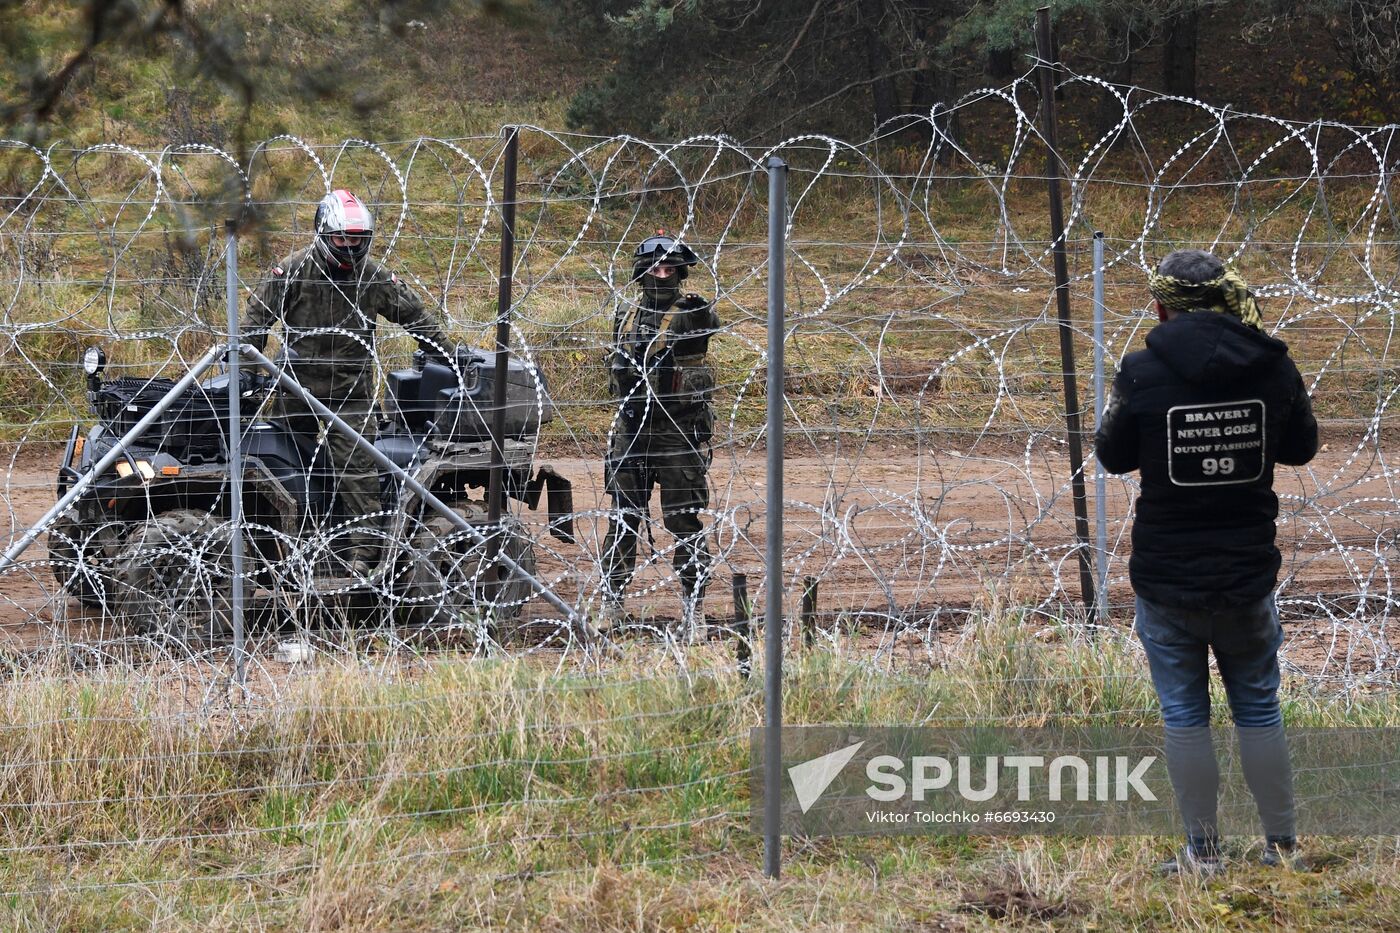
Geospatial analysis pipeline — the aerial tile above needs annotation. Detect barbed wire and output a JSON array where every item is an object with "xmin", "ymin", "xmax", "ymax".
[
  {"xmin": 2, "ymin": 74, "xmax": 1400, "ymax": 669},
  {"xmin": 0, "ymin": 69, "xmax": 1398, "ymax": 907}
]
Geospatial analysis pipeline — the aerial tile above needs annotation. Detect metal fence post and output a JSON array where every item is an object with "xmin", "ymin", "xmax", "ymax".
[
  {"xmin": 763, "ymin": 154, "xmax": 788, "ymax": 881},
  {"xmin": 1035, "ymin": 6, "xmax": 1097, "ymax": 622},
  {"xmin": 1092, "ymin": 231, "xmax": 1109, "ymax": 625},
  {"xmin": 486, "ymin": 126, "xmax": 520, "ymax": 629},
  {"xmin": 225, "ymin": 220, "xmax": 246, "ymax": 688}
]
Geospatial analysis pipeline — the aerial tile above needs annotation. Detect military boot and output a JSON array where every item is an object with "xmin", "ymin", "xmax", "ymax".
[
  {"xmin": 600, "ymin": 596, "xmax": 632, "ymax": 636},
  {"xmin": 680, "ymin": 581, "xmax": 707, "ymax": 644},
  {"xmin": 347, "ymin": 515, "xmax": 389, "ymax": 579},
  {"xmin": 328, "ymin": 533, "xmax": 373, "ymax": 580}
]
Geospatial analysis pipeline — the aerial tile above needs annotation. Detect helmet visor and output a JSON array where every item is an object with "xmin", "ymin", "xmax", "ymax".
[{"xmin": 635, "ymin": 235, "xmax": 697, "ymax": 266}]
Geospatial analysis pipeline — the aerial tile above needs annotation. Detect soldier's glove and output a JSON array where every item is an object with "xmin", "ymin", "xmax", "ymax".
[
  {"xmin": 237, "ymin": 367, "xmax": 274, "ymax": 397},
  {"xmin": 676, "ymin": 293, "xmax": 710, "ymax": 311},
  {"xmin": 422, "ymin": 346, "xmax": 474, "ymax": 379},
  {"xmin": 450, "ymin": 345, "xmax": 489, "ymax": 384},
  {"xmin": 419, "ymin": 347, "xmax": 452, "ymax": 369},
  {"xmin": 671, "ymin": 295, "xmax": 715, "ymax": 359}
]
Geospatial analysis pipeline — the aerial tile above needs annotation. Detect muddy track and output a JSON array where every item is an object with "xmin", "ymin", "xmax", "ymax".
[{"xmin": 0, "ymin": 440, "xmax": 1394, "ymax": 681}]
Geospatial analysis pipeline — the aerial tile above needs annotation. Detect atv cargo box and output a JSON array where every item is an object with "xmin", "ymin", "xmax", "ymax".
[
  {"xmin": 95, "ymin": 375, "xmax": 238, "ymax": 463},
  {"xmin": 386, "ymin": 351, "xmax": 553, "ymax": 441}
]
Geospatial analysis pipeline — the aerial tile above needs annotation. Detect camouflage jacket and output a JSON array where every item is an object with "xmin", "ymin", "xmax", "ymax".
[
  {"xmin": 609, "ymin": 293, "xmax": 721, "ymax": 447},
  {"xmin": 243, "ymin": 247, "xmax": 448, "ymax": 401}
]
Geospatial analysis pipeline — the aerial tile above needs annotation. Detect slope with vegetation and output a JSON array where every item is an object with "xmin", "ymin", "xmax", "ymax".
[{"xmin": 3, "ymin": 1, "xmax": 1396, "ymax": 149}]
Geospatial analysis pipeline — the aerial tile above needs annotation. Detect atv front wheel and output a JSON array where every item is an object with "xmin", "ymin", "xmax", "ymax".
[
  {"xmin": 47, "ymin": 510, "xmax": 118, "ymax": 610},
  {"xmin": 111, "ymin": 509, "xmax": 249, "ymax": 644}
]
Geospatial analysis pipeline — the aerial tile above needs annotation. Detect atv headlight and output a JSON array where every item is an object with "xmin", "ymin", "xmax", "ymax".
[
  {"xmin": 82, "ymin": 346, "xmax": 106, "ymax": 377},
  {"xmin": 114, "ymin": 459, "xmax": 154, "ymax": 480}
]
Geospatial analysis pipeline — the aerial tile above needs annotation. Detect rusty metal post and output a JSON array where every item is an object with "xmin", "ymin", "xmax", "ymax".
[
  {"xmin": 485, "ymin": 126, "xmax": 520, "ymax": 624},
  {"xmin": 1035, "ymin": 6, "xmax": 1097, "ymax": 621},
  {"xmin": 801, "ymin": 576, "xmax": 818, "ymax": 648},
  {"xmin": 734, "ymin": 572, "xmax": 752, "ymax": 680}
]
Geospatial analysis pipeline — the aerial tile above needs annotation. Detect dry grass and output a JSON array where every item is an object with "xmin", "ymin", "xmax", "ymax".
[
  {"xmin": 3, "ymin": 9, "xmax": 1399, "ymax": 929},
  {"xmin": 0, "ymin": 608, "xmax": 1397, "ymax": 929}
]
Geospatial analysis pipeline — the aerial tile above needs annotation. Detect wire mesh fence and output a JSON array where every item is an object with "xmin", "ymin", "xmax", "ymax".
[{"xmin": 0, "ymin": 68, "xmax": 1398, "ymax": 915}]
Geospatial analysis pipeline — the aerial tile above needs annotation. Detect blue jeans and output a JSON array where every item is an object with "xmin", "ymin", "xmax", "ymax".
[
  {"xmin": 1135, "ymin": 594, "xmax": 1293, "ymax": 847},
  {"xmin": 1135, "ymin": 594, "xmax": 1283, "ymax": 728}
]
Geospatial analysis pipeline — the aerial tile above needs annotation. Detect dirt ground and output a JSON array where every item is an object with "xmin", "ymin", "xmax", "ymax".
[{"xmin": 0, "ymin": 435, "xmax": 1395, "ymax": 681}]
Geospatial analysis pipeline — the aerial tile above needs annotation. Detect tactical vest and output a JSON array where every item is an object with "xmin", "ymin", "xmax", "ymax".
[{"xmin": 610, "ymin": 295, "xmax": 717, "ymax": 437}]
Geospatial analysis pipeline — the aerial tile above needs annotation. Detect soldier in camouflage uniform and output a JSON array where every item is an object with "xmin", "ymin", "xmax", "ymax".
[
  {"xmin": 243, "ymin": 189, "xmax": 449, "ymax": 575},
  {"xmin": 603, "ymin": 233, "xmax": 721, "ymax": 632}
]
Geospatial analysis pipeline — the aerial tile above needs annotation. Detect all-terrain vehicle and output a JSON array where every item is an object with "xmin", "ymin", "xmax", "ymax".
[{"xmin": 46, "ymin": 345, "xmax": 574, "ymax": 640}]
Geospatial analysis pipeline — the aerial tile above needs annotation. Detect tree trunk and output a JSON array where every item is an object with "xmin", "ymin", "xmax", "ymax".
[
  {"xmin": 910, "ymin": 63, "xmax": 960, "ymax": 160},
  {"xmin": 859, "ymin": 0, "xmax": 899, "ymax": 126},
  {"xmin": 986, "ymin": 46, "xmax": 1016, "ymax": 80},
  {"xmin": 1162, "ymin": 9, "xmax": 1198, "ymax": 97},
  {"xmin": 1096, "ymin": 17, "xmax": 1138, "ymax": 137}
]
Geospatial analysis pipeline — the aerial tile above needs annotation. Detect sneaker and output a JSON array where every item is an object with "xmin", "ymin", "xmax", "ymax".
[
  {"xmin": 1159, "ymin": 845, "xmax": 1225, "ymax": 878},
  {"xmin": 1261, "ymin": 838, "xmax": 1298, "ymax": 868}
]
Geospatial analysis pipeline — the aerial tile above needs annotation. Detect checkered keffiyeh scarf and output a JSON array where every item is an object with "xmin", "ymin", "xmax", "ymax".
[{"xmin": 1148, "ymin": 266, "xmax": 1264, "ymax": 332}]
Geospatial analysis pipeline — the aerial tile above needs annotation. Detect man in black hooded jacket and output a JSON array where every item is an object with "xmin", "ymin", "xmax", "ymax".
[{"xmin": 1096, "ymin": 249, "xmax": 1318, "ymax": 875}]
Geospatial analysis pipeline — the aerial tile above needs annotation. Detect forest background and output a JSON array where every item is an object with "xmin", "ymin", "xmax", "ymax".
[{"xmin": 3, "ymin": 0, "xmax": 1395, "ymax": 152}]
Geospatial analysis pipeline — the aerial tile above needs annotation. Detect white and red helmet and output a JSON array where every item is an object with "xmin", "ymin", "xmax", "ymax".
[{"xmin": 313, "ymin": 189, "xmax": 374, "ymax": 270}]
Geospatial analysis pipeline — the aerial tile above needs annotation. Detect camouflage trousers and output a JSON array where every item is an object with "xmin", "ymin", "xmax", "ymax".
[
  {"xmin": 602, "ymin": 440, "xmax": 712, "ymax": 604},
  {"xmin": 276, "ymin": 390, "xmax": 382, "ymax": 564}
]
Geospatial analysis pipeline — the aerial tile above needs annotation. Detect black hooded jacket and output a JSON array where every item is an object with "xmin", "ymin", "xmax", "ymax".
[{"xmin": 1095, "ymin": 311, "xmax": 1318, "ymax": 609}]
